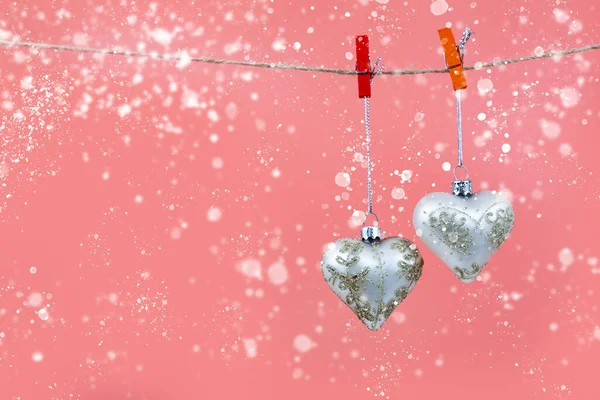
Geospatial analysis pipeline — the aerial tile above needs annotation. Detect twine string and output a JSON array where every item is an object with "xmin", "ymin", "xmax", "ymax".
[{"xmin": 0, "ymin": 39, "xmax": 597, "ymax": 76}]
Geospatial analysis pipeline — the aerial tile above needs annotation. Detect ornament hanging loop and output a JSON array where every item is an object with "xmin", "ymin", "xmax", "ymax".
[
  {"xmin": 361, "ymin": 212, "xmax": 382, "ymax": 243},
  {"xmin": 362, "ymin": 211, "xmax": 379, "ymax": 226},
  {"xmin": 453, "ymin": 165, "xmax": 469, "ymax": 180}
]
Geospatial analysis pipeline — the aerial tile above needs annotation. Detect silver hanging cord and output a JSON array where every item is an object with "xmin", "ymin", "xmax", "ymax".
[
  {"xmin": 364, "ymin": 96, "xmax": 373, "ymax": 214},
  {"xmin": 451, "ymin": 27, "xmax": 474, "ymax": 196},
  {"xmin": 456, "ymin": 89, "xmax": 464, "ymax": 168},
  {"xmin": 364, "ymin": 57, "xmax": 384, "ymax": 215},
  {"xmin": 455, "ymin": 27, "xmax": 473, "ymax": 172}
]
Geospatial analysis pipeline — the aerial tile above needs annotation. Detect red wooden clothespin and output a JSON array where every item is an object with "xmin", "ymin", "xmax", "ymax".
[
  {"xmin": 438, "ymin": 28, "xmax": 467, "ymax": 90},
  {"xmin": 355, "ymin": 35, "xmax": 371, "ymax": 98}
]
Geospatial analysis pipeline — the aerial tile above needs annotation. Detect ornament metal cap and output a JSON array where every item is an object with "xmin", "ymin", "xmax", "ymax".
[
  {"xmin": 361, "ymin": 225, "xmax": 382, "ymax": 243},
  {"xmin": 452, "ymin": 165, "xmax": 472, "ymax": 196},
  {"xmin": 452, "ymin": 179, "xmax": 473, "ymax": 196}
]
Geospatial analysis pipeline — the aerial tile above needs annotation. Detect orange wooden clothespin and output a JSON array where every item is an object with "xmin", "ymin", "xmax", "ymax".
[{"xmin": 438, "ymin": 28, "xmax": 467, "ymax": 90}]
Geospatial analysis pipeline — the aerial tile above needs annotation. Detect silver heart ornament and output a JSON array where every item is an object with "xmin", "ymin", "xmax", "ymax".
[
  {"xmin": 321, "ymin": 236, "xmax": 424, "ymax": 331},
  {"xmin": 412, "ymin": 190, "xmax": 514, "ymax": 283}
]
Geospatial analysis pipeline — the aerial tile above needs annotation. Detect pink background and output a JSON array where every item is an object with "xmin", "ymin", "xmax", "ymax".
[{"xmin": 1, "ymin": 0, "xmax": 599, "ymax": 399}]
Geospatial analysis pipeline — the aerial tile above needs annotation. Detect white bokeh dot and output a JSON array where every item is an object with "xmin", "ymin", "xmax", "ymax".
[
  {"xmin": 534, "ymin": 46, "xmax": 544, "ymax": 56},
  {"xmin": 38, "ymin": 308, "xmax": 49, "ymax": 321},
  {"xmin": 559, "ymin": 248, "xmax": 574, "ymax": 267},
  {"xmin": 477, "ymin": 78, "xmax": 493, "ymax": 94},
  {"xmin": 293, "ymin": 334, "xmax": 313, "ymax": 353},
  {"xmin": 560, "ymin": 87, "xmax": 580, "ymax": 108},
  {"xmin": 267, "ymin": 262, "xmax": 288, "ymax": 285},
  {"xmin": 212, "ymin": 157, "xmax": 224, "ymax": 169},
  {"xmin": 239, "ymin": 259, "xmax": 262, "ymax": 279},
  {"xmin": 391, "ymin": 187, "xmax": 405, "ymax": 200},
  {"xmin": 207, "ymin": 207, "xmax": 222, "ymax": 222},
  {"xmin": 540, "ymin": 119, "xmax": 561, "ymax": 139},
  {"xmin": 335, "ymin": 172, "xmax": 351, "ymax": 187},
  {"xmin": 28, "ymin": 292, "xmax": 44, "ymax": 308},
  {"xmin": 430, "ymin": 0, "xmax": 449, "ymax": 16},
  {"xmin": 559, "ymin": 143, "xmax": 572, "ymax": 156}
]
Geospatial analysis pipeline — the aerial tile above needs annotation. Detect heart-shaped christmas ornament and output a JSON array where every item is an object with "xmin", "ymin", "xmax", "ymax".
[
  {"xmin": 321, "ymin": 226, "xmax": 424, "ymax": 330},
  {"xmin": 413, "ymin": 180, "xmax": 514, "ymax": 283}
]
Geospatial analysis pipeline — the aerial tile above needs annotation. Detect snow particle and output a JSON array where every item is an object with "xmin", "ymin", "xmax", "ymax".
[
  {"xmin": 176, "ymin": 52, "xmax": 191, "ymax": 69},
  {"xmin": 225, "ymin": 102, "xmax": 238, "ymax": 119},
  {"xmin": 401, "ymin": 170, "xmax": 413, "ymax": 182},
  {"xmin": 553, "ymin": 9, "xmax": 570, "ymax": 24},
  {"xmin": 534, "ymin": 46, "xmax": 544, "ymax": 57},
  {"xmin": 477, "ymin": 78, "xmax": 493, "ymax": 94},
  {"xmin": 430, "ymin": 0, "xmax": 449, "ymax": 16},
  {"xmin": 147, "ymin": 28, "xmax": 179, "ymax": 46},
  {"xmin": 351, "ymin": 210, "xmax": 366, "ymax": 226},
  {"xmin": 118, "ymin": 104, "xmax": 132, "ymax": 118},
  {"xmin": 170, "ymin": 227, "xmax": 182, "ymax": 240},
  {"xmin": 559, "ymin": 248, "xmax": 574, "ymax": 267},
  {"xmin": 268, "ymin": 262, "xmax": 288, "ymax": 285},
  {"xmin": 207, "ymin": 110, "xmax": 219, "ymax": 122},
  {"xmin": 560, "ymin": 87, "xmax": 580, "ymax": 108},
  {"xmin": 28, "ymin": 293, "xmax": 44, "ymax": 308},
  {"xmin": 212, "ymin": 157, "xmax": 224, "ymax": 169},
  {"xmin": 272, "ymin": 39, "xmax": 286, "ymax": 51},
  {"xmin": 569, "ymin": 19, "xmax": 583, "ymax": 34},
  {"xmin": 37, "ymin": 308, "xmax": 49, "ymax": 321},
  {"xmin": 293, "ymin": 334, "xmax": 313, "ymax": 353},
  {"xmin": 207, "ymin": 207, "xmax": 222, "ymax": 222},
  {"xmin": 243, "ymin": 339, "xmax": 258, "ymax": 358},
  {"xmin": 540, "ymin": 119, "xmax": 561, "ymax": 139},
  {"xmin": 559, "ymin": 143, "xmax": 572, "ymax": 157},
  {"xmin": 391, "ymin": 187, "xmax": 406, "ymax": 200},
  {"xmin": 239, "ymin": 259, "xmax": 262, "ymax": 279},
  {"xmin": 335, "ymin": 172, "xmax": 351, "ymax": 187}
]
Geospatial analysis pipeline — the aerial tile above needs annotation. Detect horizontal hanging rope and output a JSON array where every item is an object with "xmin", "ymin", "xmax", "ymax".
[{"xmin": 0, "ymin": 40, "xmax": 599, "ymax": 76}]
